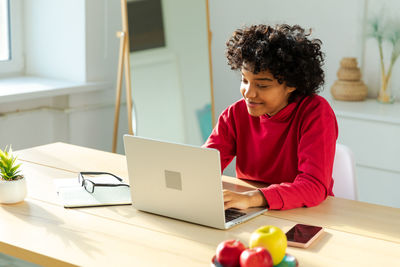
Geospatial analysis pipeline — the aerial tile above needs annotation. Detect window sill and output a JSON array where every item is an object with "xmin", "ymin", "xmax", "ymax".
[{"xmin": 0, "ymin": 76, "xmax": 112, "ymax": 104}]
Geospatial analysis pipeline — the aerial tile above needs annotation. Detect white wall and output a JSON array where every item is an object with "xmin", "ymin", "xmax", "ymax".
[
  {"xmin": 24, "ymin": 0, "xmax": 120, "ymax": 83},
  {"xmin": 24, "ymin": 0, "xmax": 86, "ymax": 81},
  {"xmin": 85, "ymin": 0, "xmax": 120, "ymax": 82}
]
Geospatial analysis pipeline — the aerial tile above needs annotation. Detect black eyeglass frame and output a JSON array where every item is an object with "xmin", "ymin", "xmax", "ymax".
[{"xmin": 78, "ymin": 172, "xmax": 130, "ymax": 194}]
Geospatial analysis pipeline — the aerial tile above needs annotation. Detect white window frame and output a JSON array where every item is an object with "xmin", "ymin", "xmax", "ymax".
[{"xmin": 0, "ymin": 0, "xmax": 23, "ymax": 76}]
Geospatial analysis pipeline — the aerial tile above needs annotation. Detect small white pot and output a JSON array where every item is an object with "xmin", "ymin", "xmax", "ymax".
[{"xmin": 0, "ymin": 176, "xmax": 27, "ymax": 204}]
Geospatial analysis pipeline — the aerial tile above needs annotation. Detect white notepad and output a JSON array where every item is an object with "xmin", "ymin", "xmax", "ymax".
[{"xmin": 54, "ymin": 177, "xmax": 132, "ymax": 208}]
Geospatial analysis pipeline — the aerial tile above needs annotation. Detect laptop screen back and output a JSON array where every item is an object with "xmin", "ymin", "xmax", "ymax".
[{"xmin": 123, "ymin": 135, "xmax": 227, "ymax": 229}]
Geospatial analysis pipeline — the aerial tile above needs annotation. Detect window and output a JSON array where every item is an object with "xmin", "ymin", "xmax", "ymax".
[
  {"xmin": 0, "ymin": 0, "xmax": 10, "ymax": 61},
  {"xmin": 0, "ymin": 0, "xmax": 23, "ymax": 76}
]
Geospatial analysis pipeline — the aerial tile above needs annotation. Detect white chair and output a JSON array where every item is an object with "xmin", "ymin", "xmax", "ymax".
[{"xmin": 332, "ymin": 143, "xmax": 358, "ymax": 200}]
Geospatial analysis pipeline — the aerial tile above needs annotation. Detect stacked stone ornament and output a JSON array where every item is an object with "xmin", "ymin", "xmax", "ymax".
[{"xmin": 331, "ymin": 57, "xmax": 368, "ymax": 101}]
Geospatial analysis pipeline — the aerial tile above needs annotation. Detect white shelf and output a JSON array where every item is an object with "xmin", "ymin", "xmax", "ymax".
[{"xmin": 328, "ymin": 97, "xmax": 400, "ymax": 125}]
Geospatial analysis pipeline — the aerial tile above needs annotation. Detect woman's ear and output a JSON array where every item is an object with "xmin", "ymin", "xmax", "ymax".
[{"xmin": 286, "ymin": 86, "xmax": 296, "ymax": 94}]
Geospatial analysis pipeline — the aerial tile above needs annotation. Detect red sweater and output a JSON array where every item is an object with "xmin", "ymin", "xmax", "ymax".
[{"xmin": 204, "ymin": 95, "xmax": 338, "ymax": 210}]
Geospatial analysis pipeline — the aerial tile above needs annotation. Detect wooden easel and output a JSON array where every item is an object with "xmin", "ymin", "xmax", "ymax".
[
  {"xmin": 205, "ymin": 0, "xmax": 216, "ymax": 127},
  {"xmin": 112, "ymin": 0, "xmax": 134, "ymax": 153}
]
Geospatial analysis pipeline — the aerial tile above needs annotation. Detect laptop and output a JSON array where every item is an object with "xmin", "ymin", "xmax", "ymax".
[{"xmin": 123, "ymin": 135, "xmax": 267, "ymax": 229}]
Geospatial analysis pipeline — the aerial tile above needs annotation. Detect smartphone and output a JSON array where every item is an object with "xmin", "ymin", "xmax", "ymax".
[{"xmin": 286, "ymin": 224, "xmax": 324, "ymax": 248}]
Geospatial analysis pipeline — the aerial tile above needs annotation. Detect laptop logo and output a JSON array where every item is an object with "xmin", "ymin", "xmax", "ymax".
[{"xmin": 164, "ymin": 170, "xmax": 182, "ymax": 190}]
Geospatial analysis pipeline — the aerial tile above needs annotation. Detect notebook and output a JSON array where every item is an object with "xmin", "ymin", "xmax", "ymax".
[
  {"xmin": 54, "ymin": 176, "xmax": 132, "ymax": 208},
  {"xmin": 123, "ymin": 135, "xmax": 267, "ymax": 229}
]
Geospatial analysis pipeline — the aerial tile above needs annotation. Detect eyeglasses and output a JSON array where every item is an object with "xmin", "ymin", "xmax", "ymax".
[{"xmin": 78, "ymin": 172, "xmax": 130, "ymax": 194}]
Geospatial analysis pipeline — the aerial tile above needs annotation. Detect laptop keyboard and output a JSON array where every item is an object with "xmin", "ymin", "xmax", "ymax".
[{"xmin": 225, "ymin": 208, "xmax": 246, "ymax": 222}]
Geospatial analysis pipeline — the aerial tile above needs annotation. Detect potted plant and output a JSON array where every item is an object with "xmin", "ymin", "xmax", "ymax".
[
  {"xmin": 367, "ymin": 15, "xmax": 400, "ymax": 103},
  {"xmin": 0, "ymin": 146, "xmax": 27, "ymax": 204}
]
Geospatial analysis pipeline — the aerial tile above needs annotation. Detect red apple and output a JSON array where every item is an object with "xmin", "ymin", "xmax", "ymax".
[
  {"xmin": 240, "ymin": 247, "xmax": 273, "ymax": 267},
  {"xmin": 216, "ymin": 239, "xmax": 246, "ymax": 267}
]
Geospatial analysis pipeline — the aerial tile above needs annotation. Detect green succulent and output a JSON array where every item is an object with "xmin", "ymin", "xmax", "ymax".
[{"xmin": 0, "ymin": 146, "xmax": 23, "ymax": 181}]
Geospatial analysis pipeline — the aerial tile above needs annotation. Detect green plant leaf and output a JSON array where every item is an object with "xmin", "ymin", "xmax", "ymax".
[
  {"xmin": 0, "ymin": 145, "xmax": 22, "ymax": 181},
  {"xmin": 367, "ymin": 16, "xmax": 385, "ymax": 43}
]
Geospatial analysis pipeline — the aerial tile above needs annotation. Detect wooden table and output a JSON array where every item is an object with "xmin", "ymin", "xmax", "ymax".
[{"xmin": 1, "ymin": 142, "xmax": 399, "ymax": 266}]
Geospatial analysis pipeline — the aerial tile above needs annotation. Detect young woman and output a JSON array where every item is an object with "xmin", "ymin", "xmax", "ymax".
[{"xmin": 204, "ymin": 24, "xmax": 338, "ymax": 210}]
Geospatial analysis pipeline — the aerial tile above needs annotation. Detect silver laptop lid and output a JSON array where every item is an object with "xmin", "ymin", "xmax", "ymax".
[{"xmin": 123, "ymin": 135, "xmax": 226, "ymax": 229}]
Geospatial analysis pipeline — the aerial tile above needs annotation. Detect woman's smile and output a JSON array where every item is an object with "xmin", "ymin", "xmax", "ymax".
[{"xmin": 246, "ymin": 100, "xmax": 264, "ymax": 108}]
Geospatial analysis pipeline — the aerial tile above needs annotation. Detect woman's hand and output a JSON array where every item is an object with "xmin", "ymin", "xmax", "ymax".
[{"xmin": 223, "ymin": 189, "xmax": 267, "ymax": 210}]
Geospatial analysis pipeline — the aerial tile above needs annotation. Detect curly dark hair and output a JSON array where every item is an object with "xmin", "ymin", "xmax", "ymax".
[{"xmin": 226, "ymin": 24, "xmax": 325, "ymax": 102}]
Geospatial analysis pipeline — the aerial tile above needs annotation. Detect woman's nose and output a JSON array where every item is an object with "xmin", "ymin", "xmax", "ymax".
[{"xmin": 243, "ymin": 84, "xmax": 256, "ymax": 98}]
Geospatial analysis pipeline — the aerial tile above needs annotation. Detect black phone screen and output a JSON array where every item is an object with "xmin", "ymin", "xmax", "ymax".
[{"xmin": 286, "ymin": 224, "xmax": 323, "ymax": 243}]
